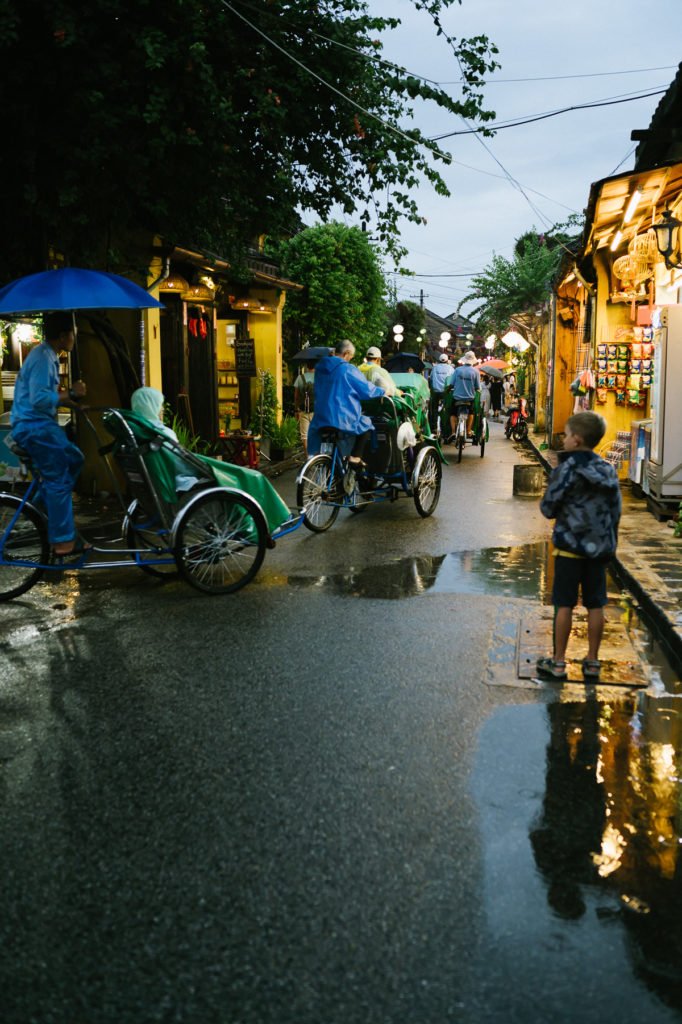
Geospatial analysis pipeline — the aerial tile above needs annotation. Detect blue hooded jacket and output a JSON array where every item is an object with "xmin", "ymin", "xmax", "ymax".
[
  {"xmin": 540, "ymin": 449, "xmax": 622, "ymax": 559},
  {"xmin": 307, "ymin": 355, "xmax": 384, "ymax": 455}
]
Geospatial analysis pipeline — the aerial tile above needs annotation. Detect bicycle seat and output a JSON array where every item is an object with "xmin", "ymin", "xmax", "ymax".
[
  {"xmin": 4, "ymin": 434, "xmax": 30, "ymax": 460},
  {"xmin": 319, "ymin": 428, "xmax": 341, "ymax": 443}
]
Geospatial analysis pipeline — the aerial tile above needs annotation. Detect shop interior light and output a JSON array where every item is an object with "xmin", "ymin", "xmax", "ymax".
[
  {"xmin": 610, "ymin": 230, "xmax": 623, "ymax": 252},
  {"xmin": 623, "ymin": 189, "xmax": 642, "ymax": 225}
]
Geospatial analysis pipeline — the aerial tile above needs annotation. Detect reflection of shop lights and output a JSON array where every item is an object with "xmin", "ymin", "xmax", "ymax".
[{"xmin": 592, "ymin": 823, "xmax": 626, "ymax": 878}]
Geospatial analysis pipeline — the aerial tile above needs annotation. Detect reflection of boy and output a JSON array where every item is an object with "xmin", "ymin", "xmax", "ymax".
[
  {"xmin": 537, "ymin": 412, "xmax": 621, "ymax": 682},
  {"xmin": 10, "ymin": 312, "xmax": 87, "ymax": 555}
]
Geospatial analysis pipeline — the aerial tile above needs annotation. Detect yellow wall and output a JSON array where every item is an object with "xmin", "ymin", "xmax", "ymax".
[{"xmin": 248, "ymin": 288, "xmax": 286, "ymax": 423}]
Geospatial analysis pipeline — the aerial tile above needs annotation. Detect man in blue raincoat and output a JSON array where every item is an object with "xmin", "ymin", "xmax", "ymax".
[
  {"xmin": 307, "ymin": 339, "xmax": 384, "ymax": 467},
  {"xmin": 10, "ymin": 312, "xmax": 87, "ymax": 555}
]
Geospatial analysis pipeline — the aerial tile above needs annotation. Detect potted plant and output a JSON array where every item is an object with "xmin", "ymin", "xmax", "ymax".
[{"xmin": 267, "ymin": 415, "xmax": 300, "ymax": 461}]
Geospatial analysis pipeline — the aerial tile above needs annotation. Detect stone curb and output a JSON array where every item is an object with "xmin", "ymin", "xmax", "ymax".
[{"xmin": 524, "ymin": 434, "xmax": 682, "ymax": 673}]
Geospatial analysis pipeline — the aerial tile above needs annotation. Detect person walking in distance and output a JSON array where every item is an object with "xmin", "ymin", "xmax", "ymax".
[
  {"xmin": 447, "ymin": 350, "xmax": 480, "ymax": 441},
  {"xmin": 536, "ymin": 412, "xmax": 622, "ymax": 682},
  {"xmin": 294, "ymin": 361, "xmax": 315, "ymax": 457},
  {"xmin": 489, "ymin": 377, "xmax": 503, "ymax": 420}
]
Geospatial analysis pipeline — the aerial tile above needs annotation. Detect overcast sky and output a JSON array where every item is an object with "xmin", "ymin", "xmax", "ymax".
[{"xmin": 353, "ymin": 0, "xmax": 682, "ymax": 318}]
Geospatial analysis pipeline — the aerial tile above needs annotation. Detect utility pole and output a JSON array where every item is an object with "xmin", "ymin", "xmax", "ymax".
[{"xmin": 410, "ymin": 289, "xmax": 428, "ymax": 308}]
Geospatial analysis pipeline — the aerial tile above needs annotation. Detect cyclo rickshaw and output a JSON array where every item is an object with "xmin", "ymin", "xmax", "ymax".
[
  {"xmin": 439, "ymin": 386, "xmax": 489, "ymax": 462},
  {"xmin": 296, "ymin": 377, "xmax": 446, "ymax": 532},
  {"xmin": 0, "ymin": 407, "xmax": 300, "ymax": 601}
]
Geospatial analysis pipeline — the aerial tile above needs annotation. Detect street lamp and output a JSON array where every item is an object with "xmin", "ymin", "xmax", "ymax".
[
  {"xmin": 439, "ymin": 331, "xmax": 451, "ymax": 350},
  {"xmin": 501, "ymin": 330, "xmax": 526, "ymax": 349},
  {"xmin": 652, "ymin": 207, "xmax": 682, "ymax": 268},
  {"xmin": 485, "ymin": 334, "xmax": 496, "ymax": 352},
  {"xmin": 392, "ymin": 323, "xmax": 404, "ymax": 350}
]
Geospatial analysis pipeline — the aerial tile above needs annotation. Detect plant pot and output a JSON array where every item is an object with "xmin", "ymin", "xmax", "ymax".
[{"xmin": 270, "ymin": 446, "xmax": 295, "ymax": 462}]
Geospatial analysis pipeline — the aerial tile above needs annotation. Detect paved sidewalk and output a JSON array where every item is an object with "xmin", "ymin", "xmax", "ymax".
[{"xmin": 527, "ymin": 434, "xmax": 682, "ymax": 668}]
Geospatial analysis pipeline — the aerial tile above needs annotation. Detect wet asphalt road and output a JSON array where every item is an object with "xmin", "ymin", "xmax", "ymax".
[{"xmin": 2, "ymin": 422, "xmax": 682, "ymax": 1023}]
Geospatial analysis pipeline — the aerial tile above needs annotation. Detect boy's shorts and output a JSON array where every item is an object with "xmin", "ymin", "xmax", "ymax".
[{"xmin": 552, "ymin": 552, "xmax": 608, "ymax": 609}]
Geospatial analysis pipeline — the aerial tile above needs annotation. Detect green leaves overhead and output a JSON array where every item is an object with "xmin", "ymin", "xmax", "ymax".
[{"xmin": 0, "ymin": 0, "xmax": 498, "ymax": 275}]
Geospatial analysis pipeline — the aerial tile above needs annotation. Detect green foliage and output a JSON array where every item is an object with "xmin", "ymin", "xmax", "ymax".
[
  {"xmin": 163, "ymin": 403, "xmax": 209, "ymax": 453},
  {"xmin": 277, "ymin": 223, "xmax": 387, "ymax": 359},
  {"xmin": 250, "ymin": 370, "xmax": 279, "ymax": 438},
  {"xmin": 459, "ymin": 217, "xmax": 583, "ymax": 337},
  {"xmin": 0, "ymin": 0, "xmax": 498, "ymax": 276},
  {"xmin": 267, "ymin": 415, "xmax": 300, "ymax": 450}
]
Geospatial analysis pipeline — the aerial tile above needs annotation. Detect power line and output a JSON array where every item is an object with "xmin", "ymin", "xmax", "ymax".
[
  {"xmin": 430, "ymin": 87, "xmax": 667, "ymax": 140},
  {"xmin": 438, "ymin": 64, "xmax": 677, "ymax": 85}
]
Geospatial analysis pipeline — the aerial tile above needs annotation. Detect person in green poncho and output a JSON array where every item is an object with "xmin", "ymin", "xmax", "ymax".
[{"xmin": 130, "ymin": 387, "xmax": 201, "ymax": 492}]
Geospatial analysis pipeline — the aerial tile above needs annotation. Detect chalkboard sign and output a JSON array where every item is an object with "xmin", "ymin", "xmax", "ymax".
[{"xmin": 235, "ymin": 336, "xmax": 256, "ymax": 377}]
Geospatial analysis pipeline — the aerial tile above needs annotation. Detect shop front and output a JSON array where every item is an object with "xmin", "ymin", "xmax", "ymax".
[{"xmin": 551, "ymin": 159, "xmax": 682, "ymax": 511}]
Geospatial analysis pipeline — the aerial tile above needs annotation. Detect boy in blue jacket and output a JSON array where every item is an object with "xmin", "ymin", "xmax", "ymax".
[{"xmin": 537, "ymin": 412, "xmax": 622, "ymax": 682}]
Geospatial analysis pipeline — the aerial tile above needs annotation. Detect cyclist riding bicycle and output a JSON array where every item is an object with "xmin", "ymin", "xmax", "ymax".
[{"xmin": 446, "ymin": 350, "xmax": 480, "ymax": 443}]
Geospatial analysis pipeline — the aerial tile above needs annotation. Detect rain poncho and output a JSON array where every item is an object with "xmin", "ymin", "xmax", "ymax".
[
  {"xmin": 130, "ymin": 387, "xmax": 199, "ymax": 492},
  {"xmin": 307, "ymin": 356, "xmax": 384, "ymax": 455}
]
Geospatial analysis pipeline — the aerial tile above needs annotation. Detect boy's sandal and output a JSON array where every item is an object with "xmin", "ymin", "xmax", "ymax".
[
  {"xmin": 536, "ymin": 657, "xmax": 568, "ymax": 681},
  {"xmin": 582, "ymin": 658, "xmax": 601, "ymax": 681}
]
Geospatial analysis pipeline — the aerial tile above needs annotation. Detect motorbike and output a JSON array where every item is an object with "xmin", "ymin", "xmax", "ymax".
[{"xmin": 504, "ymin": 396, "xmax": 529, "ymax": 441}]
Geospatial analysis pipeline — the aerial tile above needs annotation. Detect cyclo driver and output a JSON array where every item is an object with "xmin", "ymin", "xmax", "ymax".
[
  {"xmin": 447, "ymin": 350, "xmax": 481, "ymax": 443},
  {"xmin": 307, "ymin": 339, "xmax": 385, "ymax": 489}
]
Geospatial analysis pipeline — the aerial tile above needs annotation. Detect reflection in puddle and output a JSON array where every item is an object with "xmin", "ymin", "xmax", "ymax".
[{"xmin": 474, "ymin": 698, "xmax": 682, "ymax": 1013}]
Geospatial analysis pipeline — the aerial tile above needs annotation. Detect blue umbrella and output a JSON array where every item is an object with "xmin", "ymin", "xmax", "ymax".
[{"xmin": 0, "ymin": 267, "xmax": 164, "ymax": 314}]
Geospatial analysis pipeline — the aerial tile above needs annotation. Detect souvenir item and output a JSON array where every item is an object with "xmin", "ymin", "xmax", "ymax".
[
  {"xmin": 631, "ymin": 343, "xmax": 642, "ymax": 358},
  {"xmin": 642, "ymin": 374, "xmax": 652, "ymax": 388},
  {"xmin": 617, "ymin": 375, "xmax": 627, "ymax": 388},
  {"xmin": 643, "ymin": 327, "xmax": 653, "ymax": 340},
  {"xmin": 617, "ymin": 345, "xmax": 629, "ymax": 358},
  {"xmin": 617, "ymin": 359, "xmax": 628, "ymax": 373},
  {"xmin": 616, "ymin": 389, "xmax": 626, "ymax": 405},
  {"xmin": 608, "ymin": 344, "xmax": 617, "ymax": 358},
  {"xmin": 607, "ymin": 360, "xmax": 618, "ymax": 373},
  {"xmin": 596, "ymin": 387, "xmax": 608, "ymax": 404},
  {"xmin": 607, "ymin": 374, "xmax": 617, "ymax": 388},
  {"xmin": 634, "ymin": 327, "xmax": 643, "ymax": 341},
  {"xmin": 598, "ymin": 359, "xmax": 607, "ymax": 372},
  {"xmin": 597, "ymin": 344, "xmax": 607, "ymax": 356},
  {"xmin": 597, "ymin": 374, "xmax": 607, "ymax": 387},
  {"xmin": 641, "ymin": 358, "xmax": 651, "ymax": 371},
  {"xmin": 641, "ymin": 343, "xmax": 653, "ymax": 357},
  {"xmin": 630, "ymin": 359, "xmax": 641, "ymax": 372},
  {"xmin": 628, "ymin": 373, "xmax": 641, "ymax": 389},
  {"xmin": 628, "ymin": 389, "xmax": 640, "ymax": 405}
]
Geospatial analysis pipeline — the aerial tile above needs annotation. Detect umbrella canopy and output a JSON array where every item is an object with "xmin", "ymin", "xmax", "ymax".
[
  {"xmin": 0, "ymin": 267, "xmax": 164, "ymax": 314},
  {"xmin": 291, "ymin": 346, "xmax": 333, "ymax": 363},
  {"xmin": 480, "ymin": 358, "xmax": 509, "ymax": 370},
  {"xmin": 479, "ymin": 365, "xmax": 505, "ymax": 380},
  {"xmin": 384, "ymin": 352, "xmax": 424, "ymax": 373}
]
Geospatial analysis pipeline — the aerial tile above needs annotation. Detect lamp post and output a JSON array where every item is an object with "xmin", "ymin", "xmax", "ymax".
[
  {"xmin": 485, "ymin": 334, "xmax": 496, "ymax": 355},
  {"xmin": 439, "ymin": 331, "xmax": 451, "ymax": 353},
  {"xmin": 392, "ymin": 323, "xmax": 404, "ymax": 350}
]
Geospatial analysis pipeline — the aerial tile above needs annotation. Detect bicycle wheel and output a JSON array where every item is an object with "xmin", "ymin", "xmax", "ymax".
[
  {"xmin": 0, "ymin": 496, "xmax": 49, "ymax": 600},
  {"xmin": 174, "ymin": 490, "xmax": 267, "ymax": 594},
  {"xmin": 457, "ymin": 424, "xmax": 465, "ymax": 463},
  {"xmin": 124, "ymin": 499, "xmax": 177, "ymax": 578},
  {"xmin": 413, "ymin": 446, "xmax": 442, "ymax": 517},
  {"xmin": 296, "ymin": 454, "xmax": 341, "ymax": 532}
]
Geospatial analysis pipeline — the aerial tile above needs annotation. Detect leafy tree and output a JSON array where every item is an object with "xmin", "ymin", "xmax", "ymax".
[
  {"xmin": 458, "ymin": 217, "xmax": 583, "ymax": 339},
  {"xmin": 0, "ymin": 0, "xmax": 498, "ymax": 277},
  {"xmin": 276, "ymin": 222, "xmax": 386, "ymax": 358}
]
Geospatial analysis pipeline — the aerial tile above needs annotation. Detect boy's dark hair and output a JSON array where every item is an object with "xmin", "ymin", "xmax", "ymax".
[
  {"xmin": 566, "ymin": 411, "xmax": 606, "ymax": 450},
  {"xmin": 43, "ymin": 312, "xmax": 74, "ymax": 340}
]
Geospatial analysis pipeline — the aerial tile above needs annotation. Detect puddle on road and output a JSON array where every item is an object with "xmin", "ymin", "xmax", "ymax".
[
  {"xmin": 472, "ymin": 696, "xmax": 682, "ymax": 1014},
  {"xmin": 287, "ymin": 540, "xmax": 680, "ymax": 692}
]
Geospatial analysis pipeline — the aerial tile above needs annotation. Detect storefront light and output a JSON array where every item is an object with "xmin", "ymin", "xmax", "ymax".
[
  {"xmin": 652, "ymin": 207, "xmax": 682, "ymax": 269},
  {"xmin": 623, "ymin": 189, "xmax": 642, "ymax": 224},
  {"xmin": 610, "ymin": 230, "xmax": 623, "ymax": 252}
]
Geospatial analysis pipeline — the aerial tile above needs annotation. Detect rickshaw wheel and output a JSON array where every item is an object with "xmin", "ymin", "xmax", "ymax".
[
  {"xmin": 124, "ymin": 499, "xmax": 178, "ymax": 578},
  {"xmin": 174, "ymin": 490, "xmax": 267, "ymax": 594},
  {"xmin": 0, "ymin": 496, "xmax": 49, "ymax": 600},
  {"xmin": 297, "ymin": 454, "xmax": 341, "ymax": 532},
  {"xmin": 412, "ymin": 446, "xmax": 442, "ymax": 518}
]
